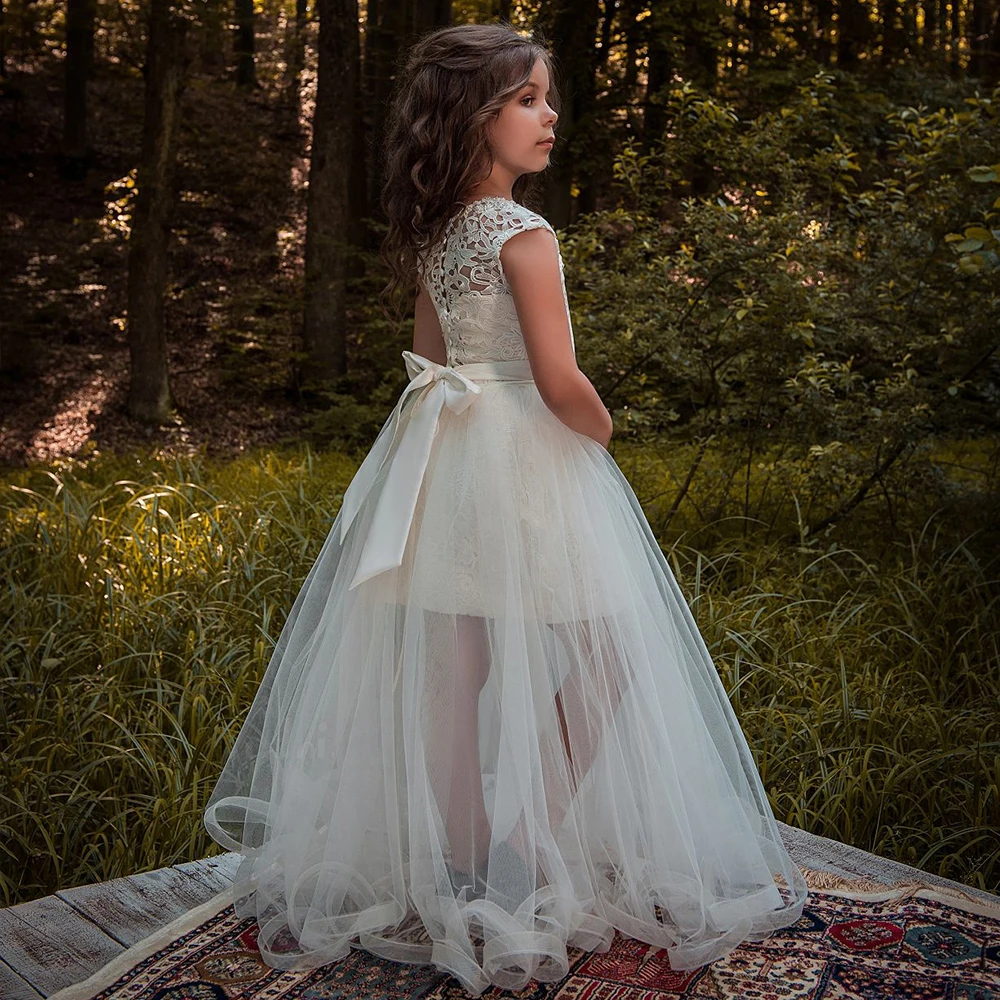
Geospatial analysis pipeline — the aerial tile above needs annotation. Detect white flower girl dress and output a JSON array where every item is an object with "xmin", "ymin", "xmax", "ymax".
[{"xmin": 203, "ymin": 194, "xmax": 808, "ymax": 994}]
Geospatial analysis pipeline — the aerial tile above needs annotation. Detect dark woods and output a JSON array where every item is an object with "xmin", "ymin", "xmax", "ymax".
[{"xmin": 0, "ymin": 1, "xmax": 997, "ymax": 554}]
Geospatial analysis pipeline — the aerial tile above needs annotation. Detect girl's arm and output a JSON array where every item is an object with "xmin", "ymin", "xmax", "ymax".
[{"xmin": 501, "ymin": 229, "xmax": 613, "ymax": 448}]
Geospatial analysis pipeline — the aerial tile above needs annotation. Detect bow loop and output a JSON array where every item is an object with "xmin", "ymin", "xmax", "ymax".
[
  {"xmin": 402, "ymin": 351, "xmax": 482, "ymax": 413},
  {"xmin": 338, "ymin": 350, "xmax": 484, "ymax": 589},
  {"xmin": 440, "ymin": 372, "xmax": 482, "ymax": 415}
]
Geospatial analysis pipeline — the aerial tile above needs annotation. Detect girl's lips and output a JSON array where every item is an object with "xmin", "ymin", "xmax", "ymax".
[{"xmin": 538, "ymin": 140, "xmax": 554, "ymax": 147}]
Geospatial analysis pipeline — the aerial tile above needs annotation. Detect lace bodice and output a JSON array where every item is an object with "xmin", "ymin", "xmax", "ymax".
[{"xmin": 417, "ymin": 195, "xmax": 575, "ymax": 365}]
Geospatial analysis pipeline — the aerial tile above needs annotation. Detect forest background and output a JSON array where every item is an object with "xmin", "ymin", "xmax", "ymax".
[{"xmin": 1, "ymin": 0, "xmax": 999, "ymax": 908}]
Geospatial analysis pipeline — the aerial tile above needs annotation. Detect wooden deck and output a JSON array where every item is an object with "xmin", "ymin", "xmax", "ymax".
[{"xmin": 3, "ymin": 822, "xmax": 998, "ymax": 998}]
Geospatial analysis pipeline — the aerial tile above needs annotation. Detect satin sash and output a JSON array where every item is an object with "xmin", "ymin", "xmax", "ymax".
[{"xmin": 339, "ymin": 349, "xmax": 535, "ymax": 589}]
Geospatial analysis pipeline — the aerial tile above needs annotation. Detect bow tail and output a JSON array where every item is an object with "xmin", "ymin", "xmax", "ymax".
[
  {"xmin": 347, "ymin": 389, "xmax": 446, "ymax": 590},
  {"xmin": 339, "ymin": 405, "xmax": 402, "ymax": 544}
]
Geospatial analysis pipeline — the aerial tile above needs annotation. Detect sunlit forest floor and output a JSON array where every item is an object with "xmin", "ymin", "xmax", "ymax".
[{"xmin": 1, "ymin": 49, "xmax": 319, "ymax": 468}]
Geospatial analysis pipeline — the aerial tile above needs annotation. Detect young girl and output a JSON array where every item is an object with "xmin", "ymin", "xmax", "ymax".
[{"xmin": 204, "ymin": 21, "xmax": 808, "ymax": 995}]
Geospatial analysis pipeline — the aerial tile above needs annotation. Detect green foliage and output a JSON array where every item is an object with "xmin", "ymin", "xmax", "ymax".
[
  {"xmin": 563, "ymin": 70, "xmax": 1000, "ymax": 543},
  {"xmin": 667, "ymin": 524, "xmax": 1000, "ymax": 885},
  {"xmin": 0, "ymin": 447, "xmax": 356, "ymax": 902}
]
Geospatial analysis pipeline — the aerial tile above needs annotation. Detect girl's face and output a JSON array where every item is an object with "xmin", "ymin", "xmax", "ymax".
[{"xmin": 486, "ymin": 57, "xmax": 558, "ymax": 183}]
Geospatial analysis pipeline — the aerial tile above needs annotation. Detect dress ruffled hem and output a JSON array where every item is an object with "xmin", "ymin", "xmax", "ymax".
[{"xmin": 207, "ymin": 841, "xmax": 806, "ymax": 994}]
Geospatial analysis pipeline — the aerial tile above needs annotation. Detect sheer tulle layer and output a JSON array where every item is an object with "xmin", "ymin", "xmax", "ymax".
[{"xmin": 204, "ymin": 373, "xmax": 808, "ymax": 994}]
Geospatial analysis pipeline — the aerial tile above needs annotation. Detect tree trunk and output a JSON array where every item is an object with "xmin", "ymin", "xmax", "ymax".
[
  {"xmin": 815, "ymin": 0, "xmax": 833, "ymax": 64},
  {"xmin": 642, "ymin": 1, "xmax": 673, "ymax": 152},
  {"xmin": 836, "ymin": 0, "xmax": 867, "ymax": 67},
  {"xmin": 880, "ymin": 0, "xmax": 900, "ymax": 63},
  {"xmin": 361, "ymin": 0, "xmax": 449, "ymax": 253},
  {"xmin": 346, "ymin": 64, "xmax": 367, "ymax": 278},
  {"xmin": 283, "ymin": 0, "xmax": 308, "ymax": 98},
  {"xmin": 682, "ymin": 0, "xmax": 720, "ymax": 93},
  {"xmin": 950, "ymin": 0, "xmax": 962, "ymax": 75},
  {"xmin": 622, "ymin": 0, "xmax": 640, "ymax": 88},
  {"xmin": 19, "ymin": 0, "xmax": 40, "ymax": 61},
  {"xmin": 986, "ymin": 0, "xmax": 1000, "ymax": 83},
  {"xmin": 126, "ymin": 0, "xmax": 187, "ymax": 424},
  {"xmin": 747, "ymin": 0, "xmax": 766, "ymax": 60},
  {"xmin": 234, "ymin": 0, "xmax": 256, "ymax": 88},
  {"xmin": 900, "ymin": 0, "xmax": 917, "ymax": 56},
  {"xmin": 537, "ymin": 0, "xmax": 600, "ymax": 223},
  {"xmin": 198, "ymin": 0, "xmax": 226, "ymax": 77},
  {"xmin": 571, "ymin": 0, "xmax": 602, "ymax": 213},
  {"xmin": 920, "ymin": 0, "xmax": 936, "ymax": 57},
  {"xmin": 302, "ymin": 0, "xmax": 358, "ymax": 383},
  {"xmin": 968, "ymin": 0, "xmax": 993, "ymax": 77},
  {"xmin": 362, "ymin": 0, "xmax": 393, "ymax": 234},
  {"xmin": 62, "ymin": 0, "xmax": 95, "ymax": 172}
]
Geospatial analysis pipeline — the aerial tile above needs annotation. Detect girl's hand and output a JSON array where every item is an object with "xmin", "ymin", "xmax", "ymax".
[{"xmin": 597, "ymin": 409, "xmax": 613, "ymax": 449}]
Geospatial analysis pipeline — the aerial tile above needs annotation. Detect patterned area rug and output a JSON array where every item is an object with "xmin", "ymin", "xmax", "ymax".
[{"xmin": 49, "ymin": 867, "xmax": 1000, "ymax": 1000}]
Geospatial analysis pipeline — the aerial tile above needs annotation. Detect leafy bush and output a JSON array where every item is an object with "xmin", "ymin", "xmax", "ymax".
[{"xmin": 563, "ymin": 71, "xmax": 1000, "ymax": 547}]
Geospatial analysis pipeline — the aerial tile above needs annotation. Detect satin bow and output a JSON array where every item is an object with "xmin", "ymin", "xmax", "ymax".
[{"xmin": 338, "ymin": 350, "xmax": 484, "ymax": 589}]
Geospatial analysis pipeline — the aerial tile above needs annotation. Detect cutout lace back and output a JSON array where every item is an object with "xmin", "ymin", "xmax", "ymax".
[{"xmin": 418, "ymin": 195, "xmax": 575, "ymax": 365}]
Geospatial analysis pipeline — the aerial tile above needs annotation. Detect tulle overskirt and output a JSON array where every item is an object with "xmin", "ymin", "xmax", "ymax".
[{"xmin": 203, "ymin": 365, "xmax": 808, "ymax": 994}]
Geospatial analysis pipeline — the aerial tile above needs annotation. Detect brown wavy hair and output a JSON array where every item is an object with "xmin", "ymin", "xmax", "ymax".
[{"xmin": 378, "ymin": 22, "xmax": 561, "ymax": 324}]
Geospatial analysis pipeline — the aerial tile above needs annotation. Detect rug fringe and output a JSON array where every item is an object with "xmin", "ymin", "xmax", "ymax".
[{"xmin": 797, "ymin": 864, "xmax": 1000, "ymax": 917}]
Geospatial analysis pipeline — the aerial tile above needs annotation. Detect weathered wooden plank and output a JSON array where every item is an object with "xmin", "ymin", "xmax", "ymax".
[
  {"xmin": 173, "ymin": 851, "xmax": 240, "ymax": 892},
  {"xmin": 1, "ymin": 856, "xmax": 239, "ymax": 995},
  {"xmin": 55, "ymin": 862, "xmax": 228, "ymax": 949},
  {"xmin": 0, "ymin": 959, "xmax": 45, "ymax": 1000},
  {"xmin": 0, "ymin": 895, "xmax": 121, "ymax": 997}
]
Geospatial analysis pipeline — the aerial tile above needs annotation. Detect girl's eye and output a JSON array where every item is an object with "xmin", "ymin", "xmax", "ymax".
[{"xmin": 521, "ymin": 96, "xmax": 534, "ymax": 105}]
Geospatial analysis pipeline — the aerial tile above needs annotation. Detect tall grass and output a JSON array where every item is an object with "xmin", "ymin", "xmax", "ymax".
[
  {"xmin": 670, "ymin": 532, "xmax": 999, "ymax": 889},
  {"xmin": 1, "ymin": 444, "xmax": 997, "ymax": 906}
]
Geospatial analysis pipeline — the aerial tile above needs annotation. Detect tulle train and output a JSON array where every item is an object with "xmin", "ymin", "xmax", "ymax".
[{"xmin": 203, "ymin": 370, "xmax": 808, "ymax": 994}]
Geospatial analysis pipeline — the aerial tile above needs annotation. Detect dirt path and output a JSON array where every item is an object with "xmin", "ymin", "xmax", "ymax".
[{"xmin": 1, "ymin": 54, "xmax": 315, "ymax": 470}]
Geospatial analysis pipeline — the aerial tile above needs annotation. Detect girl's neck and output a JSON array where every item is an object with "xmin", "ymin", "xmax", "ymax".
[{"xmin": 461, "ymin": 187, "xmax": 515, "ymax": 206}]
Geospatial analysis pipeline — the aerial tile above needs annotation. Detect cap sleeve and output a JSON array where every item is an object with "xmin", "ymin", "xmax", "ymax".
[
  {"xmin": 480, "ymin": 199, "xmax": 574, "ymax": 353},
  {"xmin": 486, "ymin": 203, "xmax": 555, "ymax": 257},
  {"xmin": 479, "ymin": 201, "xmax": 557, "ymax": 289},
  {"xmin": 434, "ymin": 197, "xmax": 559, "ymax": 298}
]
